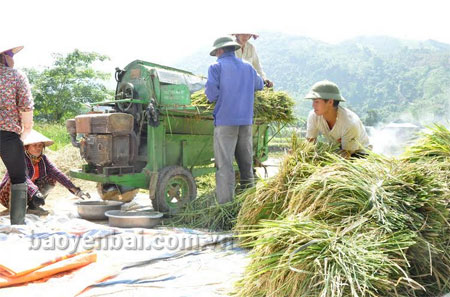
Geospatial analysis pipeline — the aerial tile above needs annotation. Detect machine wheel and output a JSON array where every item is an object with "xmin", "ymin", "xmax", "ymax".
[
  {"xmin": 152, "ymin": 166, "xmax": 197, "ymax": 215},
  {"xmin": 116, "ymin": 82, "xmax": 134, "ymax": 112},
  {"xmin": 97, "ymin": 183, "xmax": 139, "ymax": 202}
]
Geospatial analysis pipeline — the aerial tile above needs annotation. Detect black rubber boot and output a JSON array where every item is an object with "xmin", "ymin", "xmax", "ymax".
[{"xmin": 10, "ymin": 182, "xmax": 28, "ymax": 225}]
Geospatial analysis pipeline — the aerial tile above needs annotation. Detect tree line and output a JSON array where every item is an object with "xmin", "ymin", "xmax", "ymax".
[{"xmin": 24, "ymin": 50, "xmax": 113, "ymax": 123}]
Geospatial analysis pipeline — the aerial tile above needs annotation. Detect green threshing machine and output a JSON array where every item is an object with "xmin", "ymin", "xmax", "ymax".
[{"xmin": 66, "ymin": 60, "xmax": 270, "ymax": 214}]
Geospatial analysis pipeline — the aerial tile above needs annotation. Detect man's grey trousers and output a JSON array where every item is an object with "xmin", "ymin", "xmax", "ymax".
[{"xmin": 214, "ymin": 125, "xmax": 253, "ymax": 204}]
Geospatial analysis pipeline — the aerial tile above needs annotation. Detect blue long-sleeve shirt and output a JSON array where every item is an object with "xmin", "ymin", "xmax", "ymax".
[{"xmin": 205, "ymin": 52, "xmax": 264, "ymax": 126}]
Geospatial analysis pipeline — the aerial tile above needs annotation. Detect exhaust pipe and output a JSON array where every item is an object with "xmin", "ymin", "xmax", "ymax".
[{"xmin": 66, "ymin": 119, "xmax": 80, "ymax": 148}]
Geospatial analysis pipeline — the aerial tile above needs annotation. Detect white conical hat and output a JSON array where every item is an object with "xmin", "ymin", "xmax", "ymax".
[
  {"xmin": 22, "ymin": 130, "xmax": 54, "ymax": 147},
  {"xmin": 230, "ymin": 32, "xmax": 259, "ymax": 39}
]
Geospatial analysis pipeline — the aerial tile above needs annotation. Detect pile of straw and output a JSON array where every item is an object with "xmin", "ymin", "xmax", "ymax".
[
  {"xmin": 169, "ymin": 174, "xmax": 243, "ymax": 231},
  {"xmin": 191, "ymin": 88, "xmax": 296, "ymax": 124},
  {"xmin": 169, "ymin": 192, "xmax": 242, "ymax": 231},
  {"xmin": 234, "ymin": 126, "xmax": 450, "ymax": 297}
]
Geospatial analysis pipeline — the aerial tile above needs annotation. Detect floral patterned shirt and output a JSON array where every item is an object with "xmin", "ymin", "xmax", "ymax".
[{"xmin": 0, "ymin": 64, "xmax": 34, "ymax": 134}]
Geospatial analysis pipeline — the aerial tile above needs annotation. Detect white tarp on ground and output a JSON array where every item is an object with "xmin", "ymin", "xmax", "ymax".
[{"xmin": 0, "ymin": 211, "xmax": 248, "ymax": 297}]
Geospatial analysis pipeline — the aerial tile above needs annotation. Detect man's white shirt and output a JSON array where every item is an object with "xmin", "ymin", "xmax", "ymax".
[{"xmin": 306, "ymin": 106, "xmax": 370, "ymax": 153}]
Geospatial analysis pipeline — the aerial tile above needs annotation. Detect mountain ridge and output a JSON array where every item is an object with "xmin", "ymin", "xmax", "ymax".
[{"xmin": 175, "ymin": 33, "xmax": 450, "ymax": 124}]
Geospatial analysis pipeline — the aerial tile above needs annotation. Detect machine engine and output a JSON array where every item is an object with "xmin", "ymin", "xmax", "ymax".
[{"xmin": 66, "ymin": 113, "xmax": 137, "ymax": 175}]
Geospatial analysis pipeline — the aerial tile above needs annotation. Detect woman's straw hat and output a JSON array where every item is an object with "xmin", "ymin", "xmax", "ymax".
[
  {"xmin": 22, "ymin": 130, "xmax": 54, "ymax": 147},
  {"xmin": 0, "ymin": 45, "xmax": 24, "ymax": 56},
  {"xmin": 231, "ymin": 32, "xmax": 259, "ymax": 40}
]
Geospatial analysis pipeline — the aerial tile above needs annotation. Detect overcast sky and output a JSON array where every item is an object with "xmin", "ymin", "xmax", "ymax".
[{"xmin": 4, "ymin": 0, "xmax": 450, "ymax": 71}]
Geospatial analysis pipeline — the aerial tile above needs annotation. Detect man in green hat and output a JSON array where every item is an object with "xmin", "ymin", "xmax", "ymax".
[
  {"xmin": 206, "ymin": 36, "xmax": 264, "ymax": 204},
  {"xmin": 304, "ymin": 80, "xmax": 370, "ymax": 158}
]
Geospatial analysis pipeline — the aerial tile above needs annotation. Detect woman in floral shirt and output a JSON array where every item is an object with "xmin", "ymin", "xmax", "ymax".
[{"xmin": 0, "ymin": 44, "xmax": 34, "ymax": 224}]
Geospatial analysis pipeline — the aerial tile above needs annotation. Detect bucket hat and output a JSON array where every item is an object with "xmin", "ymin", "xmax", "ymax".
[
  {"xmin": 304, "ymin": 80, "xmax": 346, "ymax": 102},
  {"xmin": 22, "ymin": 130, "xmax": 54, "ymax": 147},
  {"xmin": 210, "ymin": 36, "xmax": 241, "ymax": 56}
]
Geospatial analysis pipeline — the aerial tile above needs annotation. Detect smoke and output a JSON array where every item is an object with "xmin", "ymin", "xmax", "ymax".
[
  {"xmin": 367, "ymin": 104, "xmax": 450, "ymax": 157},
  {"xmin": 367, "ymin": 123, "xmax": 421, "ymax": 157}
]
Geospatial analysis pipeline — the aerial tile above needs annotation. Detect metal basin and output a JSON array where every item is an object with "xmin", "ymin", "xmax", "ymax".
[
  {"xmin": 105, "ymin": 210, "xmax": 163, "ymax": 228},
  {"xmin": 76, "ymin": 201, "xmax": 124, "ymax": 220}
]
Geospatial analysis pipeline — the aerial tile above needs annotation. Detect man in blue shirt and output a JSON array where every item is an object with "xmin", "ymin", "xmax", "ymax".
[{"xmin": 205, "ymin": 36, "xmax": 264, "ymax": 204}]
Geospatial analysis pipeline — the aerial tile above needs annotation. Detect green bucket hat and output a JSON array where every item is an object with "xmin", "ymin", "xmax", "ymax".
[
  {"xmin": 209, "ymin": 36, "xmax": 241, "ymax": 56},
  {"xmin": 304, "ymin": 80, "xmax": 346, "ymax": 102}
]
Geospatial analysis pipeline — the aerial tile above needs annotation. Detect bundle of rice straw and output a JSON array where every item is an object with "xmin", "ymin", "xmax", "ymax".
[
  {"xmin": 236, "ymin": 215, "xmax": 419, "ymax": 297},
  {"xmin": 402, "ymin": 124, "xmax": 450, "ymax": 163},
  {"xmin": 235, "ymin": 136, "xmax": 339, "ymax": 239},
  {"xmin": 191, "ymin": 88, "xmax": 296, "ymax": 124}
]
